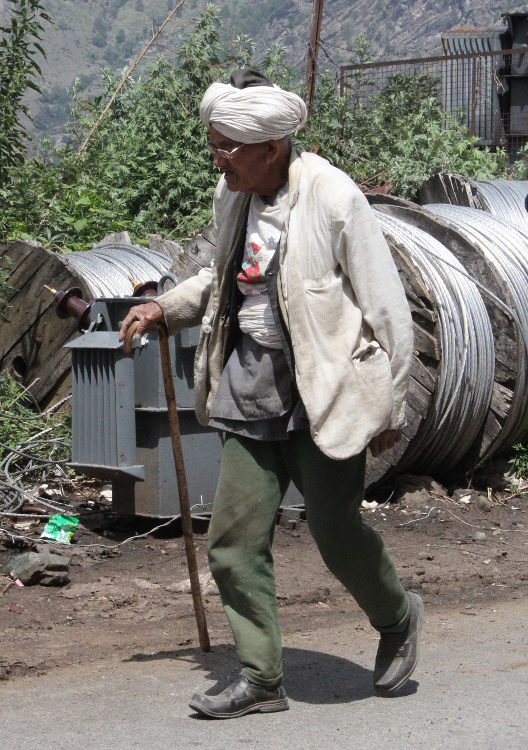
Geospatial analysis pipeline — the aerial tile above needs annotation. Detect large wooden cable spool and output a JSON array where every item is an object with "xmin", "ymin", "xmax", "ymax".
[
  {"xmin": 0, "ymin": 240, "xmax": 91, "ymax": 409},
  {"xmin": 368, "ymin": 194, "xmax": 517, "ymax": 470},
  {"xmin": 170, "ymin": 214, "xmax": 444, "ymax": 489},
  {"xmin": 168, "ymin": 216, "xmax": 443, "ymax": 489},
  {"xmin": 0, "ymin": 235, "xmax": 199, "ymax": 410}
]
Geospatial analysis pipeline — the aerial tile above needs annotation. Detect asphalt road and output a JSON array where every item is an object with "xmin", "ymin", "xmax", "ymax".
[{"xmin": 1, "ymin": 599, "xmax": 526, "ymax": 750}]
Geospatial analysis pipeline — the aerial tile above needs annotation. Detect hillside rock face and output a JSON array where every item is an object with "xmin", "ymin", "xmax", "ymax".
[
  {"xmin": 258, "ymin": 0, "xmax": 512, "ymax": 66},
  {"xmin": 0, "ymin": 0, "xmax": 518, "ymax": 137}
]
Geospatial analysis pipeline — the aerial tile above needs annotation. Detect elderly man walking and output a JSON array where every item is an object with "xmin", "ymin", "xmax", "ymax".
[{"xmin": 120, "ymin": 68, "xmax": 423, "ymax": 719}]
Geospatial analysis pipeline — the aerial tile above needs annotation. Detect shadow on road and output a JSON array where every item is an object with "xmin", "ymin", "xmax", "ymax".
[{"xmin": 124, "ymin": 644, "xmax": 418, "ymax": 705}]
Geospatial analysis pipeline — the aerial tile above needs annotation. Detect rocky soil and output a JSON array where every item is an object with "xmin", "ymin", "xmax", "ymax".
[{"xmin": 1, "ymin": 470, "xmax": 527, "ymax": 683}]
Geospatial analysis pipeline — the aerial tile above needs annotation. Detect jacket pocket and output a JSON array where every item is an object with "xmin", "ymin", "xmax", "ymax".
[
  {"xmin": 303, "ymin": 270, "xmax": 342, "ymax": 330},
  {"xmin": 352, "ymin": 341, "xmax": 382, "ymax": 364},
  {"xmin": 303, "ymin": 268, "xmax": 335, "ymax": 289},
  {"xmin": 352, "ymin": 347, "xmax": 392, "ymax": 388}
]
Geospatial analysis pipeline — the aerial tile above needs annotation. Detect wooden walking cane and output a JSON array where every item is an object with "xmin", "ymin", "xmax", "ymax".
[{"xmin": 124, "ymin": 321, "xmax": 210, "ymax": 652}]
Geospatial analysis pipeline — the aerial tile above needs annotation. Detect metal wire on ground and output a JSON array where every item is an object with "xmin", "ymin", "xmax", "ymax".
[
  {"xmin": 62, "ymin": 243, "xmax": 172, "ymax": 298},
  {"xmin": 0, "ymin": 433, "xmax": 72, "ymax": 515},
  {"xmin": 373, "ymin": 209, "xmax": 495, "ymax": 472},
  {"xmin": 426, "ymin": 204, "xmax": 528, "ymax": 454}
]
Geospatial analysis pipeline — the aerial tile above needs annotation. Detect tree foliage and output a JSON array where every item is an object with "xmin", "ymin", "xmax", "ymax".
[
  {"xmin": 0, "ymin": 5, "xmax": 509, "ymax": 250},
  {"xmin": 0, "ymin": 0, "xmax": 52, "ymax": 186},
  {"xmin": 1, "ymin": 5, "xmax": 256, "ymax": 248},
  {"xmin": 299, "ymin": 66, "xmax": 506, "ymax": 198}
]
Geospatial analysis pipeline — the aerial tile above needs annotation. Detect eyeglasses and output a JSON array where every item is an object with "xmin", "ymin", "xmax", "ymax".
[{"xmin": 205, "ymin": 142, "xmax": 246, "ymax": 160}]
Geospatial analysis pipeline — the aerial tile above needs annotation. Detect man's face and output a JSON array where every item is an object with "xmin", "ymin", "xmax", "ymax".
[{"xmin": 208, "ymin": 126, "xmax": 269, "ymax": 193}]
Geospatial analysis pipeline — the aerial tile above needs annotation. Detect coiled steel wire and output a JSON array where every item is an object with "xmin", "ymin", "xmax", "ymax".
[
  {"xmin": 426, "ymin": 204, "xmax": 528, "ymax": 453},
  {"xmin": 474, "ymin": 179, "xmax": 528, "ymax": 233},
  {"xmin": 373, "ymin": 209, "xmax": 495, "ymax": 472},
  {"xmin": 62, "ymin": 243, "xmax": 172, "ymax": 298},
  {"xmin": 0, "ymin": 431, "xmax": 71, "ymax": 515}
]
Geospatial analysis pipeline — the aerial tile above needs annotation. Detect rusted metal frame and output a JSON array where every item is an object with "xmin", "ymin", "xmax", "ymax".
[
  {"xmin": 339, "ymin": 48, "xmax": 526, "ymax": 110},
  {"xmin": 470, "ymin": 55, "xmax": 477, "ymax": 137},
  {"xmin": 338, "ymin": 47, "xmax": 521, "ymax": 146},
  {"xmin": 339, "ymin": 46, "xmax": 528, "ymax": 73}
]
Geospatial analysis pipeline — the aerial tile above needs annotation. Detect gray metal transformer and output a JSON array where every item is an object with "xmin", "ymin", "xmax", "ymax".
[{"xmin": 65, "ymin": 297, "xmax": 224, "ymax": 518}]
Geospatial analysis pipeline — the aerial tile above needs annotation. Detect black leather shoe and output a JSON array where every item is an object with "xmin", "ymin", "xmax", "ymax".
[
  {"xmin": 189, "ymin": 674, "xmax": 289, "ymax": 719},
  {"xmin": 373, "ymin": 592, "xmax": 424, "ymax": 694}
]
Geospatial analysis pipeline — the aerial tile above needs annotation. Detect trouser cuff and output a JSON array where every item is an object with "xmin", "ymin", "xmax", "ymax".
[
  {"xmin": 371, "ymin": 592, "xmax": 411, "ymax": 634},
  {"xmin": 241, "ymin": 667, "xmax": 283, "ymax": 690}
]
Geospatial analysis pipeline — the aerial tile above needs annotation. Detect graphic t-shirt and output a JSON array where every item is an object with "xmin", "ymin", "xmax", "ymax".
[{"xmin": 236, "ymin": 185, "xmax": 288, "ymax": 349}]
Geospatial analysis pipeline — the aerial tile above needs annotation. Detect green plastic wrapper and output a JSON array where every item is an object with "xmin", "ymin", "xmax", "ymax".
[{"xmin": 40, "ymin": 514, "xmax": 79, "ymax": 544}]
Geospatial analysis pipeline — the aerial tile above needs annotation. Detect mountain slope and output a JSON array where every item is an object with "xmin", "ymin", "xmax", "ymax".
[{"xmin": 2, "ymin": 0, "xmax": 524, "ymax": 140}]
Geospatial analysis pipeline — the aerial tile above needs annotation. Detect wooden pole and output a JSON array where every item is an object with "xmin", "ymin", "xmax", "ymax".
[
  {"xmin": 123, "ymin": 321, "xmax": 210, "ymax": 652},
  {"xmin": 305, "ymin": 0, "xmax": 324, "ymax": 110}
]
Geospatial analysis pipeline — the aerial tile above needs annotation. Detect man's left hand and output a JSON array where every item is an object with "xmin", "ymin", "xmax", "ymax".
[{"xmin": 369, "ymin": 429, "xmax": 402, "ymax": 458}]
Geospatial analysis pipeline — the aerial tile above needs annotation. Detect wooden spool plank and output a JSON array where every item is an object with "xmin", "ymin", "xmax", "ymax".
[
  {"xmin": 169, "ymin": 252, "xmax": 203, "ymax": 282},
  {"xmin": 365, "ymin": 236, "xmax": 441, "ymax": 490},
  {"xmin": 184, "ymin": 233, "xmax": 215, "ymax": 269},
  {"xmin": 410, "ymin": 353, "xmax": 436, "ymax": 393},
  {"xmin": 401, "ymin": 404, "xmax": 423, "ymax": 440},
  {"xmin": 411, "ymin": 323, "xmax": 440, "ymax": 360},
  {"xmin": 415, "ymin": 173, "xmax": 486, "ymax": 210},
  {"xmin": 0, "ymin": 241, "xmax": 48, "ymax": 298},
  {"xmin": 147, "ymin": 234, "xmax": 185, "ymax": 262},
  {"xmin": 380, "ymin": 434, "xmax": 411, "ymax": 469},
  {"xmin": 490, "ymin": 381, "xmax": 513, "ymax": 421},
  {"xmin": 365, "ymin": 452, "xmax": 393, "ymax": 485},
  {"xmin": 477, "ymin": 411, "xmax": 503, "ymax": 456},
  {"xmin": 406, "ymin": 376, "xmax": 433, "ymax": 415},
  {"xmin": 407, "ymin": 298, "xmax": 436, "ymax": 322},
  {"xmin": 0, "ymin": 242, "xmax": 90, "ymax": 407},
  {"xmin": 0, "ymin": 251, "xmax": 89, "ymax": 357}
]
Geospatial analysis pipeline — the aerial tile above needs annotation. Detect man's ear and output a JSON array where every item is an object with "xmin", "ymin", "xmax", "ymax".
[{"xmin": 265, "ymin": 140, "xmax": 281, "ymax": 164}]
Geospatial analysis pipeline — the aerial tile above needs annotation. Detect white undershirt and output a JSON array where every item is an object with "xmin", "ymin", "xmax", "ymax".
[{"xmin": 237, "ymin": 185, "xmax": 288, "ymax": 349}]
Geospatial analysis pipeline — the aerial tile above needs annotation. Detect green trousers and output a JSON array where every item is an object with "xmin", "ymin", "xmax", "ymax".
[{"xmin": 207, "ymin": 430, "xmax": 410, "ymax": 688}]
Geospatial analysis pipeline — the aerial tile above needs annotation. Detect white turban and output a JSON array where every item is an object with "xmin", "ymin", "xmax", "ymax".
[{"xmin": 199, "ymin": 81, "xmax": 308, "ymax": 144}]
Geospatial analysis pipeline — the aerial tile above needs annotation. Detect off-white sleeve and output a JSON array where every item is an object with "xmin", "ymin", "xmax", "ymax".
[
  {"xmin": 156, "ymin": 176, "xmax": 228, "ymax": 334},
  {"xmin": 333, "ymin": 187, "xmax": 413, "ymax": 429},
  {"xmin": 155, "ymin": 266, "xmax": 212, "ymax": 335}
]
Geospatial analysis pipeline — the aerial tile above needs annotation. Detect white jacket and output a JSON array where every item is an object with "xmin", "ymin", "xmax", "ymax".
[{"xmin": 157, "ymin": 150, "xmax": 413, "ymax": 459}]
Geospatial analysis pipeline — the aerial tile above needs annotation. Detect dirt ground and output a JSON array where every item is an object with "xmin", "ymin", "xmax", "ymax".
[{"xmin": 1, "ymin": 476, "xmax": 527, "ymax": 682}]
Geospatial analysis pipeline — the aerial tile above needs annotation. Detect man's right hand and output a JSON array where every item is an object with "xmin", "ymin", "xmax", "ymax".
[{"xmin": 119, "ymin": 301, "xmax": 165, "ymax": 343}]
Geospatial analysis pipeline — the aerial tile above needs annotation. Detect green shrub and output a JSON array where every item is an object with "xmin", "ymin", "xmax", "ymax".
[
  {"xmin": 0, "ymin": 372, "xmax": 71, "ymax": 458},
  {"xmin": 299, "ymin": 65, "xmax": 507, "ymax": 198},
  {"xmin": 508, "ymin": 443, "xmax": 528, "ymax": 479},
  {"xmin": 0, "ymin": 0, "xmax": 53, "ymax": 186}
]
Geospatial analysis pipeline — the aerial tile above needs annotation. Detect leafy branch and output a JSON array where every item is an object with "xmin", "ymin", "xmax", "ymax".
[{"xmin": 0, "ymin": 0, "xmax": 53, "ymax": 186}]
